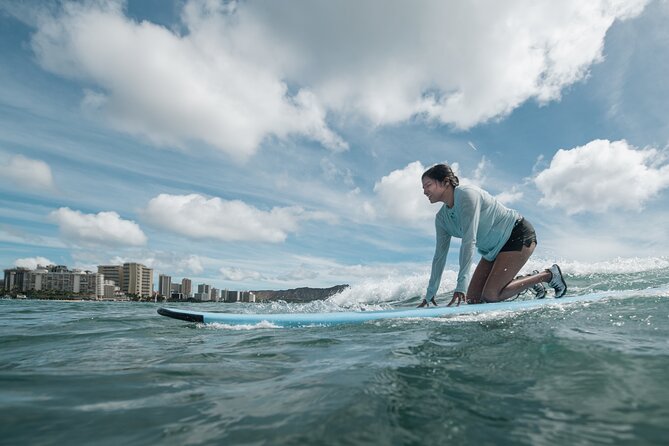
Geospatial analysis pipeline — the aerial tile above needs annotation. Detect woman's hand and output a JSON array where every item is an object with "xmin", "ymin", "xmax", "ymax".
[
  {"xmin": 417, "ymin": 297, "xmax": 438, "ymax": 308},
  {"xmin": 447, "ymin": 291, "xmax": 466, "ymax": 307}
]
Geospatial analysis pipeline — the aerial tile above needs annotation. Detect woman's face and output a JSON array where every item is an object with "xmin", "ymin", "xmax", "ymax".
[{"xmin": 422, "ymin": 177, "xmax": 448, "ymax": 203}]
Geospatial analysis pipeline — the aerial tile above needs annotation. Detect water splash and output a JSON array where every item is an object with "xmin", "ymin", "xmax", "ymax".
[
  {"xmin": 202, "ymin": 320, "xmax": 282, "ymax": 330},
  {"xmin": 325, "ymin": 256, "xmax": 669, "ymax": 307}
]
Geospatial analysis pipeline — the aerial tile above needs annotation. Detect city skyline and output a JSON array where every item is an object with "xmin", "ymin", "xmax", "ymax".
[
  {"xmin": 4, "ymin": 260, "xmax": 260, "ymax": 301},
  {"xmin": 1, "ymin": 1, "xmax": 669, "ymax": 295}
]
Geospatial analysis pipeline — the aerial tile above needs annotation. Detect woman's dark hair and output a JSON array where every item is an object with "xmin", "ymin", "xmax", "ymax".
[{"xmin": 422, "ymin": 164, "xmax": 459, "ymax": 187}]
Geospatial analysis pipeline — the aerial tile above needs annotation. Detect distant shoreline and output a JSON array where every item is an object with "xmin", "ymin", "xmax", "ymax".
[{"xmin": 2, "ymin": 285, "xmax": 350, "ymax": 303}]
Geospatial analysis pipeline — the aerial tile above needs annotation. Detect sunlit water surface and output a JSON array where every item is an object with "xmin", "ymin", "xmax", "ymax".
[{"xmin": 2, "ymin": 260, "xmax": 669, "ymax": 445}]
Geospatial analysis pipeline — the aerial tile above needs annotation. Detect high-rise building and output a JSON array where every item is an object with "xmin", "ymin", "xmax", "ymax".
[
  {"xmin": 98, "ymin": 265, "xmax": 122, "ymax": 288},
  {"xmin": 241, "ymin": 291, "xmax": 256, "ymax": 303},
  {"xmin": 3, "ymin": 267, "xmax": 30, "ymax": 292},
  {"xmin": 98, "ymin": 263, "xmax": 153, "ymax": 297},
  {"xmin": 5, "ymin": 265, "xmax": 102, "ymax": 297},
  {"xmin": 170, "ymin": 282, "xmax": 183, "ymax": 300},
  {"xmin": 103, "ymin": 280, "xmax": 119, "ymax": 299},
  {"xmin": 158, "ymin": 274, "xmax": 172, "ymax": 297},
  {"xmin": 226, "ymin": 290, "xmax": 240, "ymax": 303},
  {"xmin": 181, "ymin": 278, "xmax": 192, "ymax": 298},
  {"xmin": 75, "ymin": 270, "xmax": 104, "ymax": 297},
  {"xmin": 124, "ymin": 263, "xmax": 153, "ymax": 297},
  {"xmin": 195, "ymin": 283, "xmax": 211, "ymax": 301}
]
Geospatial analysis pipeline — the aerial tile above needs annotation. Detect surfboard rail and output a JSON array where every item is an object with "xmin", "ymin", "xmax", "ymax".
[{"xmin": 157, "ymin": 292, "xmax": 614, "ymax": 327}]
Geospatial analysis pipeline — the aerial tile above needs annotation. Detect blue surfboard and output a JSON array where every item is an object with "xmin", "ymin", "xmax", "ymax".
[{"xmin": 157, "ymin": 291, "xmax": 613, "ymax": 327}]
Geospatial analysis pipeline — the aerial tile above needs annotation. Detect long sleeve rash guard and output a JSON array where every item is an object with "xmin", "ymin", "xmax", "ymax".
[{"xmin": 425, "ymin": 185, "xmax": 520, "ymax": 299}]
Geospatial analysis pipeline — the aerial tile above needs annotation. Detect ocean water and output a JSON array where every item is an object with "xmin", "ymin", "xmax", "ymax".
[{"xmin": 2, "ymin": 258, "xmax": 669, "ymax": 445}]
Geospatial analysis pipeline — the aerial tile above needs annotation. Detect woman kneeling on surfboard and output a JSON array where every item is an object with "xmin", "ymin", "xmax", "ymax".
[{"xmin": 418, "ymin": 163, "xmax": 567, "ymax": 307}]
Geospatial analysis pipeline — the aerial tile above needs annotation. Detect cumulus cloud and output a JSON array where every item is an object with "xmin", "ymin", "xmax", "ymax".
[
  {"xmin": 220, "ymin": 266, "xmax": 265, "ymax": 282},
  {"xmin": 14, "ymin": 256, "xmax": 54, "ymax": 270},
  {"xmin": 466, "ymin": 157, "xmax": 490, "ymax": 188},
  {"xmin": 180, "ymin": 255, "xmax": 204, "ymax": 275},
  {"xmin": 320, "ymin": 158, "xmax": 355, "ymax": 187},
  {"xmin": 372, "ymin": 161, "xmax": 435, "ymax": 227},
  {"xmin": 495, "ymin": 187, "xmax": 524, "ymax": 206},
  {"xmin": 276, "ymin": 265, "xmax": 320, "ymax": 282},
  {"xmin": 0, "ymin": 226, "xmax": 65, "ymax": 248},
  {"xmin": 534, "ymin": 139, "xmax": 669, "ymax": 214},
  {"xmin": 31, "ymin": 1, "xmax": 347, "ymax": 161},
  {"xmin": 29, "ymin": 0, "xmax": 647, "ymax": 159},
  {"xmin": 105, "ymin": 252, "xmax": 206, "ymax": 276},
  {"xmin": 239, "ymin": 0, "xmax": 648, "ymax": 128},
  {"xmin": 0, "ymin": 154, "xmax": 54, "ymax": 190},
  {"xmin": 50, "ymin": 207, "xmax": 147, "ymax": 246},
  {"xmin": 143, "ymin": 193, "xmax": 330, "ymax": 243}
]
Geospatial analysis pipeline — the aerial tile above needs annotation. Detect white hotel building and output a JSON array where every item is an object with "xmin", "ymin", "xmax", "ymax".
[{"xmin": 4, "ymin": 265, "xmax": 103, "ymax": 297}]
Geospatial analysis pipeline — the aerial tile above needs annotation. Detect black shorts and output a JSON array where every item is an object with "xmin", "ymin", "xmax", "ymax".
[{"xmin": 500, "ymin": 218, "xmax": 537, "ymax": 252}]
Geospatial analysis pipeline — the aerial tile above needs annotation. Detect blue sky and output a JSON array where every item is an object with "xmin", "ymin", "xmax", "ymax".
[{"xmin": 1, "ymin": 0, "xmax": 668, "ymax": 293}]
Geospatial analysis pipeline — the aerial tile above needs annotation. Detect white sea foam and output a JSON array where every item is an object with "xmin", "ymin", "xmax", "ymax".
[
  {"xmin": 325, "ymin": 256, "xmax": 669, "ymax": 307},
  {"xmin": 196, "ymin": 257, "xmax": 669, "ymax": 318},
  {"xmin": 327, "ymin": 270, "xmax": 458, "ymax": 307},
  {"xmin": 201, "ymin": 320, "xmax": 282, "ymax": 330},
  {"xmin": 245, "ymin": 298, "xmax": 389, "ymax": 314}
]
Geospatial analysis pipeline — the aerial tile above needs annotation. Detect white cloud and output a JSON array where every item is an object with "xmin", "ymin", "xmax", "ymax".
[
  {"xmin": 238, "ymin": 0, "xmax": 648, "ymax": 128},
  {"xmin": 372, "ymin": 161, "xmax": 435, "ymax": 227},
  {"xmin": 0, "ymin": 154, "xmax": 54, "ymax": 190},
  {"xmin": 534, "ymin": 139, "xmax": 669, "ymax": 214},
  {"xmin": 276, "ymin": 265, "xmax": 320, "ymax": 282},
  {"xmin": 0, "ymin": 226, "xmax": 66, "ymax": 248},
  {"xmin": 143, "ymin": 193, "xmax": 330, "ymax": 243},
  {"xmin": 495, "ymin": 188, "xmax": 524, "ymax": 206},
  {"xmin": 29, "ymin": 0, "xmax": 648, "ymax": 160},
  {"xmin": 220, "ymin": 266, "xmax": 265, "ymax": 282},
  {"xmin": 14, "ymin": 256, "xmax": 54, "ymax": 270},
  {"xmin": 89, "ymin": 251, "xmax": 205, "ymax": 277},
  {"xmin": 320, "ymin": 158, "xmax": 355, "ymax": 187},
  {"xmin": 466, "ymin": 157, "xmax": 490, "ymax": 188},
  {"xmin": 180, "ymin": 255, "xmax": 204, "ymax": 275},
  {"xmin": 50, "ymin": 207, "xmax": 147, "ymax": 246},
  {"xmin": 31, "ymin": 1, "xmax": 347, "ymax": 161}
]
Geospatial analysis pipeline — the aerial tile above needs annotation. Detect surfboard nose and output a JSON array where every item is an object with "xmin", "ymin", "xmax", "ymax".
[{"xmin": 157, "ymin": 307, "xmax": 204, "ymax": 323}]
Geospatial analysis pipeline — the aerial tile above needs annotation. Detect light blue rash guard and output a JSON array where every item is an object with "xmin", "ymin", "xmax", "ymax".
[{"xmin": 425, "ymin": 184, "xmax": 520, "ymax": 299}]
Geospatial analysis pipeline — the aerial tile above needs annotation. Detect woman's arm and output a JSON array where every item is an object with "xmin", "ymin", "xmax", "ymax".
[
  {"xmin": 455, "ymin": 188, "xmax": 482, "ymax": 294},
  {"xmin": 422, "ymin": 217, "xmax": 451, "ymax": 304}
]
